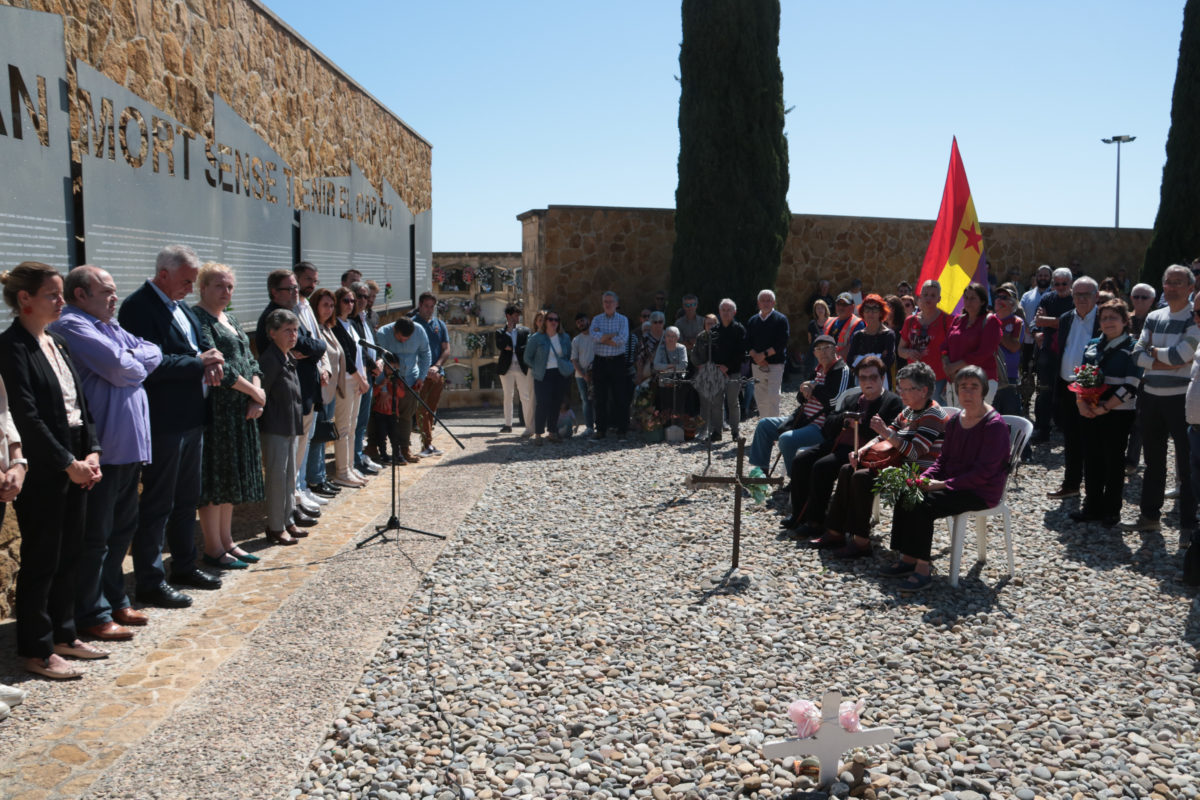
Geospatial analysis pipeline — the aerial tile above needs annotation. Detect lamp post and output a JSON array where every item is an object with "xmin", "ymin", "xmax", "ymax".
[{"xmin": 1101, "ymin": 135, "xmax": 1135, "ymax": 228}]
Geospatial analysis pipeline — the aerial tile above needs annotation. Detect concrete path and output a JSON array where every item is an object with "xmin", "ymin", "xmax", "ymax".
[{"xmin": 0, "ymin": 411, "xmax": 509, "ymax": 800}]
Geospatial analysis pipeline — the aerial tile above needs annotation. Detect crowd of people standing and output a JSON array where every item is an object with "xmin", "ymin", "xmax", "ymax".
[{"xmin": 0, "ymin": 246, "xmax": 446, "ymax": 715}]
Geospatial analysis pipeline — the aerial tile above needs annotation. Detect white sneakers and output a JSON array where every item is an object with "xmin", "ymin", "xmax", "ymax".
[
  {"xmin": 419, "ymin": 446, "xmax": 443, "ymax": 457},
  {"xmin": 302, "ymin": 488, "xmax": 328, "ymax": 507},
  {"xmin": 0, "ymin": 682, "xmax": 28, "ymax": 709},
  {"xmin": 0, "ymin": 701, "xmax": 8, "ymax": 721},
  {"xmin": 333, "ymin": 473, "xmax": 366, "ymax": 488}
]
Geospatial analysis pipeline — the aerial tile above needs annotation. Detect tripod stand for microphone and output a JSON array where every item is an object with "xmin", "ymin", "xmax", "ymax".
[{"xmin": 358, "ymin": 356, "xmax": 447, "ymax": 549}]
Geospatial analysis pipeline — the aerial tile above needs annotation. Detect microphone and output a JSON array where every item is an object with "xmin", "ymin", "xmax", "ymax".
[{"xmin": 361, "ymin": 341, "xmax": 398, "ymax": 362}]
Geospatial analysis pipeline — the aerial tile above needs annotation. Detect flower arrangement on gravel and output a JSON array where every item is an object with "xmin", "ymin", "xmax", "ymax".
[
  {"xmin": 788, "ymin": 697, "xmax": 865, "ymax": 738},
  {"xmin": 873, "ymin": 462, "xmax": 929, "ymax": 510},
  {"xmin": 635, "ymin": 408, "xmax": 665, "ymax": 431}
]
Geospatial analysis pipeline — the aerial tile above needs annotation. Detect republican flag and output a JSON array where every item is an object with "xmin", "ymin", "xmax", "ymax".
[{"xmin": 916, "ymin": 137, "xmax": 988, "ymax": 315}]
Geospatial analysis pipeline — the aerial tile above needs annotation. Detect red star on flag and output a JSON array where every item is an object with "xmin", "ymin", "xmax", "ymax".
[{"xmin": 960, "ymin": 223, "xmax": 983, "ymax": 253}]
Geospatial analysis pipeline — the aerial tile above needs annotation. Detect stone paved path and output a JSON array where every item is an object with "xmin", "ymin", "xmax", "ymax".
[{"xmin": 0, "ymin": 412, "xmax": 507, "ymax": 800}]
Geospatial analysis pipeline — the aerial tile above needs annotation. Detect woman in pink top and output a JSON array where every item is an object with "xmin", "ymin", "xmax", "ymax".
[{"xmin": 941, "ymin": 282, "xmax": 1001, "ymax": 403}]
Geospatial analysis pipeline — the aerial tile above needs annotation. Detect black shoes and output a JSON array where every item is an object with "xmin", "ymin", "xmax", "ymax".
[
  {"xmin": 170, "ymin": 568, "xmax": 222, "ymax": 590},
  {"xmin": 1069, "ymin": 509, "xmax": 1104, "ymax": 523},
  {"xmin": 500, "ymin": 425, "xmax": 513, "ymax": 433},
  {"xmin": 138, "ymin": 582, "xmax": 193, "ymax": 608},
  {"xmin": 308, "ymin": 483, "xmax": 338, "ymax": 498},
  {"xmin": 292, "ymin": 511, "xmax": 319, "ymax": 528}
]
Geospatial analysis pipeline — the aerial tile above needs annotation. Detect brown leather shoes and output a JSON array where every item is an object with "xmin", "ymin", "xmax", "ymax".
[
  {"xmin": 83, "ymin": 621, "xmax": 134, "ymax": 641},
  {"xmin": 112, "ymin": 607, "xmax": 149, "ymax": 626}
]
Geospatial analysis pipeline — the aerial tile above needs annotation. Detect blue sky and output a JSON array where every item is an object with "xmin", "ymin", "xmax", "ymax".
[{"xmin": 272, "ymin": 1, "xmax": 1185, "ymax": 252}]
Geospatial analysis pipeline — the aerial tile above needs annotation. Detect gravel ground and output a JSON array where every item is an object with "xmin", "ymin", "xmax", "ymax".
[{"xmin": 289, "ymin": 400, "xmax": 1200, "ymax": 800}]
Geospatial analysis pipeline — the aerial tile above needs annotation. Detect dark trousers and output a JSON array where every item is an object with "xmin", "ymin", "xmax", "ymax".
[
  {"xmin": 133, "ymin": 425, "xmax": 203, "ymax": 593},
  {"xmin": 1139, "ymin": 393, "xmax": 1196, "ymax": 527},
  {"xmin": 1033, "ymin": 347, "xmax": 1058, "ymax": 435},
  {"xmin": 825, "ymin": 464, "xmax": 877, "ymax": 539},
  {"xmin": 377, "ymin": 388, "xmax": 419, "ymax": 455},
  {"xmin": 1125, "ymin": 396, "xmax": 1142, "ymax": 468},
  {"xmin": 1080, "ymin": 410, "xmax": 1135, "ymax": 518},
  {"xmin": 1056, "ymin": 377, "xmax": 1085, "ymax": 490},
  {"xmin": 592, "ymin": 356, "xmax": 630, "ymax": 434},
  {"xmin": 790, "ymin": 443, "xmax": 851, "ymax": 525},
  {"xmin": 534, "ymin": 371, "xmax": 568, "ymax": 435},
  {"xmin": 890, "ymin": 489, "xmax": 988, "ymax": 562},
  {"xmin": 76, "ymin": 462, "xmax": 142, "ymax": 628},
  {"xmin": 14, "ymin": 427, "xmax": 87, "ymax": 658}
]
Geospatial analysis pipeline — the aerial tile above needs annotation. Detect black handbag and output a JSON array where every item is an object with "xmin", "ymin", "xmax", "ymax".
[{"xmin": 311, "ymin": 404, "xmax": 339, "ymax": 443}]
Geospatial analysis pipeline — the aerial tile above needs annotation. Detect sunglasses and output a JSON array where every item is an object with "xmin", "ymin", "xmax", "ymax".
[
  {"xmin": 339, "ymin": 297, "xmax": 354, "ymax": 305},
  {"xmin": 546, "ymin": 316, "xmax": 560, "ymax": 322},
  {"xmin": 684, "ymin": 302, "xmax": 697, "ymax": 307}
]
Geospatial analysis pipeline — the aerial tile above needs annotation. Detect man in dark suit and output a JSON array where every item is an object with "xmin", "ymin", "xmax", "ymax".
[
  {"xmin": 496, "ymin": 304, "xmax": 532, "ymax": 434},
  {"xmin": 255, "ymin": 269, "xmax": 328, "ymax": 520},
  {"xmin": 1047, "ymin": 277, "xmax": 1101, "ymax": 500},
  {"xmin": 117, "ymin": 244, "xmax": 226, "ymax": 608}
]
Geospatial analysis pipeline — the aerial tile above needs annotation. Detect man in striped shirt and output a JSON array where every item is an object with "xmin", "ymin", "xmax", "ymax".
[
  {"xmin": 1124, "ymin": 265, "xmax": 1200, "ymax": 536},
  {"xmin": 589, "ymin": 291, "xmax": 631, "ymax": 439},
  {"xmin": 747, "ymin": 334, "xmax": 851, "ymax": 472}
]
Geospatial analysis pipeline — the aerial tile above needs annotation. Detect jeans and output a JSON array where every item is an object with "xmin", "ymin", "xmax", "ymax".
[
  {"xmin": 748, "ymin": 417, "xmax": 823, "ymax": 471},
  {"xmin": 575, "ymin": 376, "xmax": 595, "ymax": 430},
  {"xmin": 76, "ymin": 462, "xmax": 142, "ymax": 628},
  {"xmin": 534, "ymin": 371, "xmax": 568, "ymax": 435},
  {"xmin": 133, "ymin": 425, "xmax": 203, "ymax": 593},
  {"xmin": 354, "ymin": 379, "xmax": 373, "ymax": 467},
  {"xmin": 296, "ymin": 409, "xmax": 316, "ymax": 492}
]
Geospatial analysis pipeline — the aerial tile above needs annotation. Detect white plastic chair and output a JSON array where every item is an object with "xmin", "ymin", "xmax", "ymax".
[{"xmin": 947, "ymin": 414, "xmax": 1034, "ymax": 587}]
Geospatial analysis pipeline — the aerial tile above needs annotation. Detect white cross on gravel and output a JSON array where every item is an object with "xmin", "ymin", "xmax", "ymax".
[{"xmin": 762, "ymin": 690, "xmax": 897, "ymax": 787}]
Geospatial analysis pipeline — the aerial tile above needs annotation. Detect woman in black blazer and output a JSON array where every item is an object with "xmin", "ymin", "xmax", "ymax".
[{"xmin": 0, "ymin": 262, "xmax": 103, "ymax": 680}]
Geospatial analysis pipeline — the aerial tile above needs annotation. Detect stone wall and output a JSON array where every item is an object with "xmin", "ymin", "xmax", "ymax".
[
  {"xmin": 0, "ymin": 0, "xmax": 431, "ymax": 617},
  {"xmin": 519, "ymin": 204, "xmax": 1153, "ymax": 323},
  {"xmin": 3, "ymin": 0, "xmax": 431, "ymax": 213}
]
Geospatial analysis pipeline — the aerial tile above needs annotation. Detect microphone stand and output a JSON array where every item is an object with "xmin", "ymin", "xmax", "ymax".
[{"xmin": 357, "ymin": 354, "xmax": 447, "ymax": 549}]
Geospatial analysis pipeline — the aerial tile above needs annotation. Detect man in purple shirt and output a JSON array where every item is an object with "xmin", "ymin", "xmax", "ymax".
[{"xmin": 49, "ymin": 266, "xmax": 162, "ymax": 640}]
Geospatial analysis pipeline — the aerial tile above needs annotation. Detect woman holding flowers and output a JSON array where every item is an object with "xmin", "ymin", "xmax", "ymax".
[
  {"xmin": 822, "ymin": 361, "xmax": 949, "ymax": 559},
  {"xmin": 1071, "ymin": 299, "xmax": 1141, "ymax": 526},
  {"xmin": 885, "ymin": 365, "xmax": 1010, "ymax": 590}
]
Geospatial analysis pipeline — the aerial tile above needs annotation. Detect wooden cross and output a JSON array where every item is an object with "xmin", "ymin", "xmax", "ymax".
[
  {"xmin": 687, "ymin": 437, "xmax": 783, "ymax": 568},
  {"xmin": 763, "ymin": 690, "xmax": 897, "ymax": 787}
]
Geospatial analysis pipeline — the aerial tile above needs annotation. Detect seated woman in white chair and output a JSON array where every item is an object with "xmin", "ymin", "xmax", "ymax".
[{"xmin": 884, "ymin": 365, "xmax": 1009, "ymax": 591}]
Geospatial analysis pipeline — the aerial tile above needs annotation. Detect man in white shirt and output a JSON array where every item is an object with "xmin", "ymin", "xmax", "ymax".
[
  {"xmin": 1046, "ymin": 277, "xmax": 1099, "ymax": 500},
  {"xmin": 293, "ymin": 262, "xmax": 334, "ymax": 510}
]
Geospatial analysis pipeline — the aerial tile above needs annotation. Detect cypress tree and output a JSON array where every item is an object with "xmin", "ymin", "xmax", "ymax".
[
  {"xmin": 1143, "ymin": 0, "xmax": 1200, "ymax": 282},
  {"xmin": 670, "ymin": 0, "xmax": 790, "ymax": 317}
]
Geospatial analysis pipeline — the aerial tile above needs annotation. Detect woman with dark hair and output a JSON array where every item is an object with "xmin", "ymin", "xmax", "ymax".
[
  {"xmin": 941, "ymin": 282, "xmax": 1001, "ymax": 403},
  {"xmin": 193, "ymin": 262, "xmax": 265, "ymax": 570},
  {"xmin": 524, "ymin": 311, "xmax": 575, "ymax": 444},
  {"xmin": 804, "ymin": 299, "xmax": 831, "ymax": 381},
  {"xmin": 0, "ymin": 262, "xmax": 104, "ymax": 679},
  {"xmin": 845, "ymin": 293, "xmax": 897, "ymax": 383},
  {"xmin": 309, "ymin": 287, "xmax": 344, "ymax": 492},
  {"xmin": 884, "ymin": 365, "xmax": 1010, "ymax": 590},
  {"xmin": 1072, "ymin": 299, "xmax": 1142, "ymax": 526},
  {"xmin": 822, "ymin": 361, "xmax": 948, "ymax": 558},
  {"xmin": 331, "ymin": 287, "xmax": 370, "ymax": 487}
]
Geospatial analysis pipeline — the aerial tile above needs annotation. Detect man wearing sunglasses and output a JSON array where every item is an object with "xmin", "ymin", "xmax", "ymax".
[{"xmin": 1126, "ymin": 265, "xmax": 1200, "ymax": 540}]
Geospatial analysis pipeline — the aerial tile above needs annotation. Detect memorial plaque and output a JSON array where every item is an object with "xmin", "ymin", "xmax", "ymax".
[
  {"xmin": 77, "ymin": 62, "xmax": 221, "ymax": 300},
  {"xmin": 0, "ymin": 6, "xmax": 74, "ymax": 270},
  {"xmin": 298, "ymin": 172, "xmax": 355, "ymax": 281},
  {"xmin": 413, "ymin": 209, "xmax": 432, "ymax": 299},
  {"xmin": 212, "ymin": 97, "xmax": 294, "ymax": 316}
]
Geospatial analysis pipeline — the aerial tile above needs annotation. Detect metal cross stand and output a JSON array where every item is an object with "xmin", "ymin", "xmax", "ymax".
[
  {"xmin": 686, "ymin": 437, "xmax": 782, "ymax": 569},
  {"xmin": 763, "ymin": 690, "xmax": 896, "ymax": 787}
]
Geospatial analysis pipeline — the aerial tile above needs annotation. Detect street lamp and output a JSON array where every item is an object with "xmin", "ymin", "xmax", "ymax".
[{"xmin": 1101, "ymin": 135, "xmax": 1135, "ymax": 228}]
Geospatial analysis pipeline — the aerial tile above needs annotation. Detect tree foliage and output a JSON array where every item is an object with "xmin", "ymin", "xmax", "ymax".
[
  {"xmin": 670, "ymin": 0, "xmax": 790, "ymax": 317},
  {"xmin": 1143, "ymin": 0, "xmax": 1200, "ymax": 283}
]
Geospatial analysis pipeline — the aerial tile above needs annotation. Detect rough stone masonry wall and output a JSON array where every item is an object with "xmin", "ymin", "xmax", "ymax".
[
  {"xmin": 0, "ymin": 0, "xmax": 431, "ymax": 616},
  {"xmin": 520, "ymin": 205, "xmax": 1153, "ymax": 327},
  {"xmin": 2, "ymin": 0, "xmax": 432, "ymax": 212}
]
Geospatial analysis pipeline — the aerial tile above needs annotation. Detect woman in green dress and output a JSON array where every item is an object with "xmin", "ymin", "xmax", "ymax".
[{"xmin": 193, "ymin": 263, "xmax": 266, "ymax": 568}]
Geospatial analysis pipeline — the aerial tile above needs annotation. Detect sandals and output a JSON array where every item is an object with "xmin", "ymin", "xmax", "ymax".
[
  {"xmin": 899, "ymin": 572, "xmax": 933, "ymax": 592},
  {"xmin": 25, "ymin": 656, "xmax": 83, "ymax": 680},
  {"xmin": 880, "ymin": 561, "xmax": 916, "ymax": 577}
]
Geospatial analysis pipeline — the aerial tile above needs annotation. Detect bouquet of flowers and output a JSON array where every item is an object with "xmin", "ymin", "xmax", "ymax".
[
  {"xmin": 432, "ymin": 266, "xmax": 447, "ymax": 285},
  {"xmin": 465, "ymin": 332, "xmax": 487, "ymax": 353},
  {"xmin": 462, "ymin": 265, "xmax": 475, "ymax": 284},
  {"xmin": 384, "ymin": 282, "xmax": 393, "ymax": 301},
  {"xmin": 1069, "ymin": 364, "xmax": 1105, "ymax": 405},
  {"xmin": 635, "ymin": 408, "xmax": 665, "ymax": 431},
  {"xmin": 873, "ymin": 462, "xmax": 930, "ymax": 510},
  {"xmin": 436, "ymin": 299, "xmax": 450, "ymax": 316}
]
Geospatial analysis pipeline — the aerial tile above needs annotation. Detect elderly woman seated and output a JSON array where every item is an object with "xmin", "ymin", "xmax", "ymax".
[
  {"xmin": 883, "ymin": 364, "xmax": 1011, "ymax": 590},
  {"xmin": 653, "ymin": 325, "xmax": 689, "ymax": 414},
  {"xmin": 819, "ymin": 362, "xmax": 949, "ymax": 558}
]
